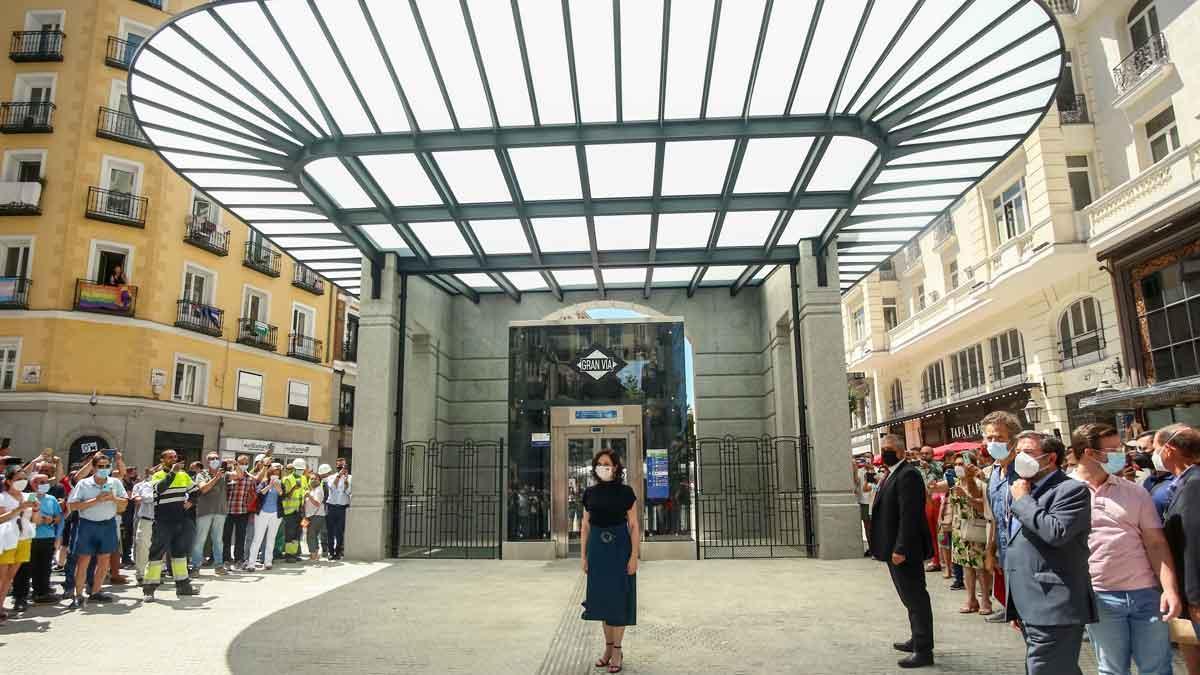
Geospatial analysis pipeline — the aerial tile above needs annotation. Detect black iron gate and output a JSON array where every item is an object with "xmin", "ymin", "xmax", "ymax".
[
  {"xmin": 391, "ymin": 439, "xmax": 504, "ymax": 559},
  {"xmin": 695, "ymin": 435, "xmax": 815, "ymax": 559}
]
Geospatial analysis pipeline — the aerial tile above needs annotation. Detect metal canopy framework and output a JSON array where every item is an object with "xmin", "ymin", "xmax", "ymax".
[{"xmin": 128, "ymin": 0, "xmax": 1063, "ymax": 300}]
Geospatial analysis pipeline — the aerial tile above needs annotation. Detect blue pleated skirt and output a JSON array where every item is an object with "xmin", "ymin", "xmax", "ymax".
[{"xmin": 581, "ymin": 523, "xmax": 637, "ymax": 626}]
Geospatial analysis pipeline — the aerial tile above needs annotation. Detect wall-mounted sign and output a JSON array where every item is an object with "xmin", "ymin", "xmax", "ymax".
[
  {"xmin": 571, "ymin": 407, "xmax": 622, "ymax": 424},
  {"xmin": 646, "ymin": 448, "xmax": 669, "ymax": 500},
  {"xmin": 150, "ymin": 368, "xmax": 166, "ymax": 388},
  {"xmin": 531, "ymin": 432, "xmax": 550, "ymax": 448},
  {"xmin": 570, "ymin": 344, "xmax": 627, "ymax": 381},
  {"xmin": 21, "ymin": 365, "xmax": 40, "ymax": 384},
  {"xmin": 221, "ymin": 437, "xmax": 321, "ymax": 457}
]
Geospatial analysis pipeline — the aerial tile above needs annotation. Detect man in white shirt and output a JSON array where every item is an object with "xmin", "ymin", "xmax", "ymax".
[
  {"xmin": 324, "ymin": 457, "xmax": 351, "ymax": 560},
  {"xmin": 130, "ymin": 469, "xmax": 156, "ymax": 584}
]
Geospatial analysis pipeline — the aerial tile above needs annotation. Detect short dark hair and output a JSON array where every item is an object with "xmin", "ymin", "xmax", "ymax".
[
  {"xmin": 1137, "ymin": 430, "xmax": 1156, "ymax": 441},
  {"xmin": 1041, "ymin": 434, "xmax": 1067, "ymax": 468},
  {"xmin": 1071, "ymin": 423, "xmax": 1119, "ymax": 454},
  {"xmin": 591, "ymin": 448, "xmax": 625, "ymax": 484},
  {"xmin": 981, "ymin": 411, "xmax": 1022, "ymax": 438}
]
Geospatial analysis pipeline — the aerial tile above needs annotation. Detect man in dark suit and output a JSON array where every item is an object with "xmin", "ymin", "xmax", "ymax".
[
  {"xmin": 1004, "ymin": 431, "xmax": 1096, "ymax": 675},
  {"xmin": 1155, "ymin": 423, "xmax": 1200, "ymax": 672},
  {"xmin": 871, "ymin": 433, "xmax": 935, "ymax": 669}
]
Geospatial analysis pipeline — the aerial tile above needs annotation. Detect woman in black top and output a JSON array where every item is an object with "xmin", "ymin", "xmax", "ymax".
[{"xmin": 580, "ymin": 449, "xmax": 638, "ymax": 674}]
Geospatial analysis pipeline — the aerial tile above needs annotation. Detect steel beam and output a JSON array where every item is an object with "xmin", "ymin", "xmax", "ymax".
[{"xmin": 393, "ymin": 246, "xmax": 802, "ymax": 274}]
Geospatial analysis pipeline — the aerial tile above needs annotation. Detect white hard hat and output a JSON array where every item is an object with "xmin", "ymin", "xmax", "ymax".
[
  {"xmin": 291, "ymin": 458, "xmax": 307, "ymax": 470},
  {"xmin": 318, "ymin": 464, "xmax": 332, "ymax": 475},
  {"xmin": 254, "ymin": 454, "xmax": 266, "ymax": 465}
]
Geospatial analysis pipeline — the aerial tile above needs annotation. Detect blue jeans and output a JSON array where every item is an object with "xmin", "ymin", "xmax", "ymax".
[
  {"xmin": 1085, "ymin": 587, "xmax": 1173, "ymax": 675},
  {"xmin": 191, "ymin": 513, "xmax": 227, "ymax": 568}
]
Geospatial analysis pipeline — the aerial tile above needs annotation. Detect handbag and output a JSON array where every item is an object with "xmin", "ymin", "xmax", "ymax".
[{"xmin": 958, "ymin": 517, "xmax": 988, "ymax": 544}]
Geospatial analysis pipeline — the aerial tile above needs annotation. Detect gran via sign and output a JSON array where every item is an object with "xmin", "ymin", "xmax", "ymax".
[{"xmin": 571, "ymin": 344, "xmax": 627, "ymax": 381}]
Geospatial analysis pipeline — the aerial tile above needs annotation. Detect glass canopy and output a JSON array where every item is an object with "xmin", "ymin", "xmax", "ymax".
[{"xmin": 129, "ymin": 0, "xmax": 1063, "ymax": 300}]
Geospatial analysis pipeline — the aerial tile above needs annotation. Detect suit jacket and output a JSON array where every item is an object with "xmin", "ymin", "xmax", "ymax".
[
  {"xmin": 1163, "ymin": 465, "xmax": 1200, "ymax": 611},
  {"xmin": 1003, "ymin": 469, "xmax": 1097, "ymax": 626},
  {"xmin": 869, "ymin": 461, "xmax": 933, "ymax": 563}
]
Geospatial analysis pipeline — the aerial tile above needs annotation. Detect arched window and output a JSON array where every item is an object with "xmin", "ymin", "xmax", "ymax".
[
  {"xmin": 1060, "ymin": 297, "xmax": 1103, "ymax": 367},
  {"xmin": 921, "ymin": 361, "xmax": 946, "ymax": 404},
  {"xmin": 950, "ymin": 344, "xmax": 986, "ymax": 394},
  {"xmin": 890, "ymin": 379, "xmax": 904, "ymax": 414},
  {"xmin": 1128, "ymin": 0, "xmax": 1160, "ymax": 50},
  {"xmin": 989, "ymin": 329, "xmax": 1026, "ymax": 381}
]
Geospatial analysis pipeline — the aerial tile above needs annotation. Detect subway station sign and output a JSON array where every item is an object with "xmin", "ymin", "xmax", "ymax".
[{"xmin": 571, "ymin": 344, "xmax": 627, "ymax": 381}]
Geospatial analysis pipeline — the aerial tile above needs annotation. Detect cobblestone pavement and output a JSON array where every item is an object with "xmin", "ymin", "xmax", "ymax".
[{"xmin": 4, "ymin": 557, "xmax": 1189, "ymax": 673}]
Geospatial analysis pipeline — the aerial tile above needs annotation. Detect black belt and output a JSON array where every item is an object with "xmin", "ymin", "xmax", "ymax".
[{"xmin": 140, "ymin": 516, "xmax": 154, "ymax": 521}]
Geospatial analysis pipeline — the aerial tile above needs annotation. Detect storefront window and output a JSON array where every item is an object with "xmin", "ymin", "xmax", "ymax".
[{"xmin": 1139, "ymin": 252, "xmax": 1200, "ymax": 382}]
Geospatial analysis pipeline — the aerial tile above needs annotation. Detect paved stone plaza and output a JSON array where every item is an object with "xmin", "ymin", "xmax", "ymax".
[{"xmin": 8, "ymin": 557, "xmax": 1186, "ymax": 673}]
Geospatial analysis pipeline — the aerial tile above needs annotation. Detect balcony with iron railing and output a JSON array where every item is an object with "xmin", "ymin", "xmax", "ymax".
[
  {"xmin": 1058, "ymin": 94, "xmax": 1090, "ymax": 125},
  {"xmin": 104, "ymin": 36, "xmax": 139, "ymax": 69},
  {"xmin": 0, "ymin": 277, "xmax": 32, "ymax": 309},
  {"xmin": 243, "ymin": 241, "xmax": 281, "ymax": 277},
  {"xmin": 342, "ymin": 337, "xmax": 358, "ymax": 362},
  {"xmin": 85, "ymin": 186, "xmax": 147, "ymax": 227},
  {"xmin": 287, "ymin": 334, "xmax": 323, "ymax": 363},
  {"xmin": 133, "ymin": 0, "xmax": 165, "ymax": 9},
  {"xmin": 901, "ymin": 242, "xmax": 923, "ymax": 274},
  {"xmin": 184, "ymin": 216, "xmax": 230, "ymax": 256},
  {"xmin": 1114, "ymin": 32, "xmax": 1171, "ymax": 98},
  {"xmin": 237, "ymin": 318, "xmax": 277, "ymax": 351},
  {"xmin": 292, "ymin": 265, "xmax": 325, "ymax": 295},
  {"xmin": 931, "ymin": 216, "xmax": 956, "ymax": 249},
  {"xmin": 0, "ymin": 180, "xmax": 43, "ymax": 215},
  {"xmin": 10, "ymin": 31, "xmax": 64, "ymax": 62},
  {"xmin": 74, "ymin": 278, "xmax": 137, "ymax": 317},
  {"xmin": 96, "ymin": 106, "xmax": 151, "ymax": 147},
  {"xmin": 1060, "ymin": 330, "xmax": 1106, "ymax": 370},
  {"xmin": 175, "ymin": 299, "xmax": 223, "ymax": 337},
  {"xmin": 1047, "ymin": 0, "xmax": 1077, "ymax": 14},
  {"xmin": 0, "ymin": 101, "xmax": 55, "ymax": 133},
  {"xmin": 949, "ymin": 376, "xmax": 988, "ymax": 402}
]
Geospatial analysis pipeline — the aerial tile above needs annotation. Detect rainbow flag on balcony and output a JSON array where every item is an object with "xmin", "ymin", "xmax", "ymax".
[{"xmin": 78, "ymin": 283, "xmax": 133, "ymax": 312}]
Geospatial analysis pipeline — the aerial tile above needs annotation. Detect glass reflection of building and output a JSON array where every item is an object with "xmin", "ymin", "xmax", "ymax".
[{"xmin": 508, "ymin": 320, "xmax": 689, "ymax": 542}]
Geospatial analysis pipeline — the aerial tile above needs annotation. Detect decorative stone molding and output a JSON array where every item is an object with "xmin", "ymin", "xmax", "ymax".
[{"xmin": 1089, "ymin": 161, "xmax": 1174, "ymax": 226}]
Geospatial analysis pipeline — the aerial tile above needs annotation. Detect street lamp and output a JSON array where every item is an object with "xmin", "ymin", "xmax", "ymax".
[{"xmin": 1022, "ymin": 397, "xmax": 1043, "ymax": 427}]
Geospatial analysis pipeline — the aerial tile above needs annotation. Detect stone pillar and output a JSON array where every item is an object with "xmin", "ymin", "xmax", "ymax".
[
  {"xmin": 345, "ymin": 255, "xmax": 404, "ymax": 561},
  {"xmin": 795, "ymin": 249, "xmax": 860, "ymax": 560}
]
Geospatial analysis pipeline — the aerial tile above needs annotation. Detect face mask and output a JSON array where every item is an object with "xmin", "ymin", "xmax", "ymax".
[
  {"xmin": 1014, "ymin": 452, "xmax": 1046, "ymax": 479},
  {"xmin": 37, "ymin": 483, "xmax": 50, "ymax": 494},
  {"xmin": 881, "ymin": 449, "xmax": 902, "ymax": 466},
  {"xmin": 595, "ymin": 465, "xmax": 614, "ymax": 481},
  {"xmin": 294, "ymin": 469, "xmax": 303, "ymax": 476},
  {"xmin": 11, "ymin": 479, "xmax": 27, "ymax": 492},
  {"xmin": 238, "ymin": 463, "xmax": 249, "ymax": 471},
  {"xmin": 954, "ymin": 466, "xmax": 966, "ymax": 478},
  {"xmin": 96, "ymin": 468, "xmax": 111, "ymax": 479},
  {"xmin": 209, "ymin": 460, "xmax": 221, "ymax": 470},
  {"xmin": 986, "ymin": 442, "xmax": 1010, "ymax": 461},
  {"xmin": 1101, "ymin": 451, "xmax": 1126, "ymax": 476},
  {"xmin": 1152, "ymin": 450, "xmax": 1167, "ymax": 472}
]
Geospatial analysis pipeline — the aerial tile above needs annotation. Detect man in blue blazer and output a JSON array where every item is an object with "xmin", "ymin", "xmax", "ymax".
[{"xmin": 1004, "ymin": 431, "xmax": 1097, "ymax": 675}]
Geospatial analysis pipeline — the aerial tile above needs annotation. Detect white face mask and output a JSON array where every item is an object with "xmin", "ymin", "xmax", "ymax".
[
  {"xmin": 11, "ymin": 479, "xmax": 27, "ymax": 492},
  {"xmin": 1152, "ymin": 450, "xmax": 1167, "ymax": 473},
  {"xmin": 595, "ymin": 465, "xmax": 614, "ymax": 482},
  {"xmin": 1014, "ymin": 451, "xmax": 1045, "ymax": 479},
  {"xmin": 953, "ymin": 466, "xmax": 966, "ymax": 479},
  {"xmin": 209, "ymin": 460, "xmax": 221, "ymax": 470}
]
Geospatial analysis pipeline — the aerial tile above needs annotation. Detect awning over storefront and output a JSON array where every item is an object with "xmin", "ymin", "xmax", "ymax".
[
  {"xmin": 1079, "ymin": 375, "xmax": 1200, "ymax": 411},
  {"xmin": 869, "ymin": 381, "xmax": 1037, "ymax": 430}
]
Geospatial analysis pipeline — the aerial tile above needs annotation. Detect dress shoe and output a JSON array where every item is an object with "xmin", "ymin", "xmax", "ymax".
[
  {"xmin": 898, "ymin": 652, "xmax": 934, "ymax": 669},
  {"xmin": 984, "ymin": 610, "xmax": 1008, "ymax": 623},
  {"xmin": 893, "ymin": 640, "xmax": 914, "ymax": 653}
]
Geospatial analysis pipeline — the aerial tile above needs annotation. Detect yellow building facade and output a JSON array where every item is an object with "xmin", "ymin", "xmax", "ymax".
[{"xmin": 0, "ymin": 0, "xmax": 358, "ymax": 470}]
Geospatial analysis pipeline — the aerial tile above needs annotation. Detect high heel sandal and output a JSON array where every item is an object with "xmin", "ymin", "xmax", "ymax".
[
  {"xmin": 595, "ymin": 643, "xmax": 613, "ymax": 668},
  {"xmin": 608, "ymin": 645, "xmax": 623, "ymax": 673}
]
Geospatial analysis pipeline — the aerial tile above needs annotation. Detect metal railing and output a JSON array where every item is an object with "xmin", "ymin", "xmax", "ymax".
[
  {"xmin": 1047, "ymin": 0, "xmax": 1077, "ymax": 14},
  {"xmin": 175, "ymin": 299, "xmax": 224, "ymax": 337},
  {"xmin": 931, "ymin": 216, "xmax": 955, "ymax": 247},
  {"xmin": 920, "ymin": 386, "xmax": 947, "ymax": 406},
  {"xmin": 1114, "ymin": 33, "xmax": 1170, "ymax": 95},
  {"xmin": 0, "ymin": 180, "xmax": 43, "ymax": 215},
  {"xmin": 0, "ymin": 101, "xmax": 55, "ymax": 133},
  {"xmin": 1060, "ymin": 330, "xmax": 1106, "ymax": 369},
  {"xmin": 133, "ymin": 0, "xmax": 164, "ymax": 9},
  {"xmin": 0, "ymin": 277, "xmax": 32, "ymax": 309},
  {"xmin": 85, "ymin": 186, "xmax": 147, "ymax": 227},
  {"xmin": 1058, "ymin": 94, "xmax": 1090, "ymax": 124},
  {"xmin": 342, "ymin": 337, "xmax": 358, "ymax": 362},
  {"xmin": 74, "ymin": 278, "xmax": 137, "ymax": 317},
  {"xmin": 184, "ymin": 216, "xmax": 230, "ymax": 256},
  {"xmin": 879, "ymin": 267, "xmax": 897, "ymax": 281},
  {"xmin": 292, "ymin": 265, "xmax": 325, "ymax": 294},
  {"xmin": 96, "ymin": 107, "xmax": 150, "ymax": 146},
  {"xmin": 243, "ymin": 241, "xmax": 281, "ymax": 277},
  {"xmin": 236, "ymin": 318, "xmax": 277, "ymax": 351},
  {"xmin": 105, "ymin": 36, "xmax": 138, "ymax": 69},
  {"xmin": 10, "ymin": 30, "xmax": 64, "ymax": 61},
  {"xmin": 287, "ymin": 334, "xmax": 323, "ymax": 363}
]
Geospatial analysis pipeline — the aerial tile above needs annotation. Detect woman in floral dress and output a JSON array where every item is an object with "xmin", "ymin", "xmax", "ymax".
[{"xmin": 949, "ymin": 453, "xmax": 992, "ymax": 615}]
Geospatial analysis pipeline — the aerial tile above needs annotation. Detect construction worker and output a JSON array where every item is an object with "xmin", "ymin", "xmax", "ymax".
[
  {"xmin": 280, "ymin": 458, "xmax": 309, "ymax": 563},
  {"xmin": 142, "ymin": 449, "xmax": 199, "ymax": 601}
]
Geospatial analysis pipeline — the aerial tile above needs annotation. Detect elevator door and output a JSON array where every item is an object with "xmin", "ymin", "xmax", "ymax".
[{"xmin": 552, "ymin": 425, "xmax": 641, "ymax": 558}]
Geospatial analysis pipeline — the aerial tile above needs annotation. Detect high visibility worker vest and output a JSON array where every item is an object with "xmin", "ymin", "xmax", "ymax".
[
  {"xmin": 281, "ymin": 473, "xmax": 308, "ymax": 515},
  {"xmin": 150, "ymin": 469, "xmax": 195, "ymax": 521}
]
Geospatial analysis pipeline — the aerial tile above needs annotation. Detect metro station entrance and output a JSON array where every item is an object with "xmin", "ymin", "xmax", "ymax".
[{"xmin": 549, "ymin": 405, "xmax": 643, "ymax": 558}]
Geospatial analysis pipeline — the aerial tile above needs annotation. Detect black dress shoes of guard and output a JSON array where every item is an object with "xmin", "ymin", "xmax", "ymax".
[
  {"xmin": 898, "ymin": 652, "xmax": 935, "ymax": 668},
  {"xmin": 893, "ymin": 640, "xmax": 914, "ymax": 653}
]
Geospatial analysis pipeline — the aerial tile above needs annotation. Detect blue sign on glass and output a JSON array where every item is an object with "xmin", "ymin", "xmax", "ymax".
[
  {"xmin": 646, "ymin": 448, "xmax": 669, "ymax": 500},
  {"xmin": 574, "ymin": 409, "xmax": 618, "ymax": 420}
]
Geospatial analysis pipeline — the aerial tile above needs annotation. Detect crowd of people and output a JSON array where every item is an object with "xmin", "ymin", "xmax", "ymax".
[
  {"xmin": 858, "ymin": 411, "xmax": 1200, "ymax": 673},
  {"xmin": 0, "ymin": 446, "xmax": 352, "ymax": 619}
]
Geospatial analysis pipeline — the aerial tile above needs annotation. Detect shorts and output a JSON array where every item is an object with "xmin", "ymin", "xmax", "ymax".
[
  {"xmin": 0, "ymin": 538, "xmax": 29, "ymax": 564},
  {"xmin": 859, "ymin": 504, "xmax": 870, "ymax": 520},
  {"xmin": 75, "ymin": 518, "xmax": 119, "ymax": 556}
]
